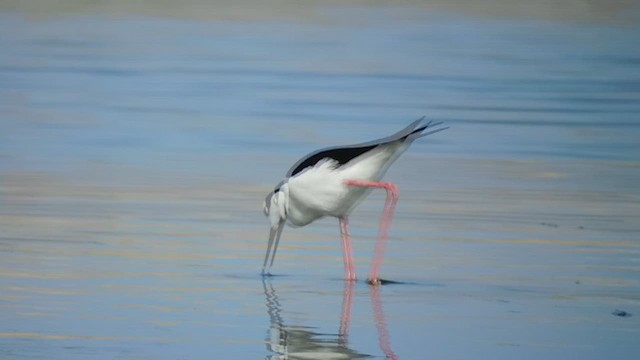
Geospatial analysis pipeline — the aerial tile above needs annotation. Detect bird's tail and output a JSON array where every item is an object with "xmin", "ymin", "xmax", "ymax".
[{"xmin": 404, "ymin": 118, "xmax": 449, "ymax": 142}]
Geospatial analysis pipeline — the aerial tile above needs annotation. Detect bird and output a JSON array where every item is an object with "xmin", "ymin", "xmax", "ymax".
[{"xmin": 262, "ymin": 117, "xmax": 448, "ymax": 284}]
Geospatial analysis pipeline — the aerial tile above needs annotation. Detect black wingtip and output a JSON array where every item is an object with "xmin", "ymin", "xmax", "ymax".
[{"xmin": 408, "ymin": 119, "xmax": 448, "ymax": 137}]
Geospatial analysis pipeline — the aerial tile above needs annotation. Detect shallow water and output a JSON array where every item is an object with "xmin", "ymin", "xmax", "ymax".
[{"xmin": 1, "ymin": 3, "xmax": 640, "ymax": 359}]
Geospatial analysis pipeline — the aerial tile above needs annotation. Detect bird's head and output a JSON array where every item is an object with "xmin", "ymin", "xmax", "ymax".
[
  {"xmin": 263, "ymin": 182, "xmax": 288, "ymax": 228},
  {"xmin": 262, "ymin": 182, "xmax": 288, "ymax": 275}
]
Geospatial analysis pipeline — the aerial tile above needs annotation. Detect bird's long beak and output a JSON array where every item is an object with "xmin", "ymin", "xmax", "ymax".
[{"xmin": 262, "ymin": 219, "xmax": 285, "ymax": 275}]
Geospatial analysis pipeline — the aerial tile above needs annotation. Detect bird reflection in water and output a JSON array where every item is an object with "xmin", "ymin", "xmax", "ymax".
[{"xmin": 263, "ymin": 278, "xmax": 398, "ymax": 359}]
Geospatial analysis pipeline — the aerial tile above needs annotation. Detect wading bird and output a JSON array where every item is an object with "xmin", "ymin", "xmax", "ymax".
[{"xmin": 262, "ymin": 117, "xmax": 447, "ymax": 284}]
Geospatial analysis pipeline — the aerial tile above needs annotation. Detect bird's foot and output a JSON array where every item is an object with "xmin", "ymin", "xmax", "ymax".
[{"xmin": 367, "ymin": 278, "xmax": 399, "ymax": 285}]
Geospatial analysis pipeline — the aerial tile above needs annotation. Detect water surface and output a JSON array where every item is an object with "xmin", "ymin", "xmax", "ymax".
[{"xmin": 1, "ymin": 3, "xmax": 639, "ymax": 359}]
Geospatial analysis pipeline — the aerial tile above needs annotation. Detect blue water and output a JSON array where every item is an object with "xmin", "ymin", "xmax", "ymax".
[{"xmin": 1, "ymin": 6, "xmax": 639, "ymax": 360}]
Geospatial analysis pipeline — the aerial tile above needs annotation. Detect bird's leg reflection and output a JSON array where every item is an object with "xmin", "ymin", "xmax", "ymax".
[
  {"xmin": 263, "ymin": 277, "xmax": 398, "ymax": 359},
  {"xmin": 339, "ymin": 279, "xmax": 355, "ymax": 346},
  {"xmin": 371, "ymin": 285, "xmax": 399, "ymax": 360}
]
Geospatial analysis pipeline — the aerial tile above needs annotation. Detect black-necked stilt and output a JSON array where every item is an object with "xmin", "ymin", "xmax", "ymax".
[{"xmin": 262, "ymin": 117, "xmax": 448, "ymax": 284}]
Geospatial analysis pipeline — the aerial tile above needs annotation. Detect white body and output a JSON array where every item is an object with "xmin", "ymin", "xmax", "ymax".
[{"xmin": 282, "ymin": 141, "xmax": 408, "ymax": 227}]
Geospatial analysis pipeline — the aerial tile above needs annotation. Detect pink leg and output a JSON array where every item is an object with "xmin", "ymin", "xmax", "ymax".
[
  {"xmin": 344, "ymin": 179, "xmax": 399, "ymax": 285},
  {"xmin": 339, "ymin": 216, "xmax": 356, "ymax": 281}
]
